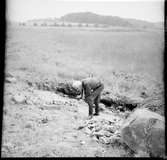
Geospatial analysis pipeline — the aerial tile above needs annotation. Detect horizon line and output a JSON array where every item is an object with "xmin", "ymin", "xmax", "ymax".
[{"xmin": 7, "ymin": 11, "xmax": 164, "ymax": 24}]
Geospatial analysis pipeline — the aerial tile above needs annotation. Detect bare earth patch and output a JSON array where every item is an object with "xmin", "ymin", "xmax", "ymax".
[{"xmin": 2, "ymin": 78, "xmax": 132, "ymax": 157}]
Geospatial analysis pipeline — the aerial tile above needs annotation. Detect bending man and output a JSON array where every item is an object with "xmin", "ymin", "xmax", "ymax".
[{"xmin": 76, "ymin": 77, "xmax": 104, "ymax": 119}]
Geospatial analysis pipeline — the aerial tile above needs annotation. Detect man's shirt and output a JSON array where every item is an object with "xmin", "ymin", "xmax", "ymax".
[{"xmin": 82, "ymin": 78, "xmax": 102, "ymax": 97}]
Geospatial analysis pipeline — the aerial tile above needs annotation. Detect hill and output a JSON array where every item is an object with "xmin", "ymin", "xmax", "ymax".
[{"xmin": 61, "ymin": 12, "xmax": 161, "ymax": 28}]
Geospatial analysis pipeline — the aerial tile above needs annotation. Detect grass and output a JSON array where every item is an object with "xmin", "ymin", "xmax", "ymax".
[{"xmin": 6, "ymin": 26, "xmax": 164, "ymax": 98}]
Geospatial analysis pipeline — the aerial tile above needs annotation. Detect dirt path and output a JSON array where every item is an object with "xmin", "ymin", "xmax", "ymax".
[{"xmin": 2, "ymin": 79, "xmax": 128, "ymax": 157}]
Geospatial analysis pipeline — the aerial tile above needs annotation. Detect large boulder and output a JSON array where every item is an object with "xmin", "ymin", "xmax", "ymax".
[
  {"xmin": 5, "ymin": 72, "xmax": 16, "ymax": 83},
  {"xmin": 121, "ymin": 108, "xmax": 165, "ymax": 157}
]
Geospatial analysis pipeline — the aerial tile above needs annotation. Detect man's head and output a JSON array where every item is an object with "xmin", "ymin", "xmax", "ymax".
[{"xmin": 72, "ymin": 80, "xmax": 82, "ymax": 93}]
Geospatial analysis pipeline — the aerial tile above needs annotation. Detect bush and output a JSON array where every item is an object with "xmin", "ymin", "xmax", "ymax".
[{"xmin": 94, "ymin": 24, "xmax": 99, "ymax": 28}]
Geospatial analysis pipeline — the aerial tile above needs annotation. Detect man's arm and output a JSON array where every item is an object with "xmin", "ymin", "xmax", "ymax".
[{"xmin": 80, "ymin": 87, "xmax": 84, "ymax": 99}]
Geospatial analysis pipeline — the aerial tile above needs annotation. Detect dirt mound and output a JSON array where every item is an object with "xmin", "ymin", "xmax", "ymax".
[{"xmin": 56, "ymin": 82, "xmax": 81, "ymax": 97}]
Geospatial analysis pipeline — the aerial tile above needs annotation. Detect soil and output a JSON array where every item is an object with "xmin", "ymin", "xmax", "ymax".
[{"xmin": 2, "ymin": 75, "xmax": 130, "ymax": 157}]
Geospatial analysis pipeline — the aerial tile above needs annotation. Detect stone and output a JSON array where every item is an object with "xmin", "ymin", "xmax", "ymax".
[
  {"xmin": 99, "ymin": 104, "xmax": 106, "ymax": 111},
  {"xmin": 109, "ymin": 136, "xmax": 122, "ymax": 146},
  {"xmin": 92, "ymin": 130, "xmax": 106, "ymax": 137},
  {"xmin": 84, "ymin": 128, "xmax": 92, "ymax": 135},
  {"xmin": 94, "ymin": 125, "xmax": 102, "ymax": 132},
  {"xmin": 5, "ymin": 77, "xmax": 17, "ymax": 83},
  {"xmin": 80, "ymin": 140, "xmax": 86, "ymax": 145},
  {"xmin": 12, "ymin": 94, "xmax": 26, "ymax": 104},
  {"xmin": 104, "ymin": 126, "xmax": 116, "ymax": 133},
  {"xmin": 121, "ymin": 108, "xmax": 165, "ymax": 157},
  {"xmin": 6, "ymin": 72, "xmax": 14, "ymax": 78},
  {"xmin": 99, "ymin": 137, "xmax": 110, "ymax": 144}
]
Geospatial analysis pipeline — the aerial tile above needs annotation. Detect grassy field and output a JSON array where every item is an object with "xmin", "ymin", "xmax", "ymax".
[{"xmin": 6, "ymin": 26, "xmax": 164, "ymax": 98}]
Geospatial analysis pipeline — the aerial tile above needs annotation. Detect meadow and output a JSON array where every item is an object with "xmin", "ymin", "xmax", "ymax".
[{"xmin": 6, "ymin": 26, "xmax": 164, "ymax": 98}]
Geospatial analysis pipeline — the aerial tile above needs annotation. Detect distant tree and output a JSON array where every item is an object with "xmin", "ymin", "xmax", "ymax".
[
  {"xmin": 78, "ymin": 23, "xmax": 82, "ymax": 27},
  {"xmin": 53, "ymin": 22, "xmax": 58, "ymax": 26},
  {"xmin": 41, "ymin": 23, "xmax": 47, "ymax": 26},
  {"xmin": 61, "ymin": 23, "xmax": 65, "ymax": 27},
  {"xmin": 33, "ymin": 23, "xmax": 37, "ymax": 26},
  {"xmin": 102, "ymin": 24, "xmax": 108, "ymax": 28},
  {"xmin": 68, "ymin": 23, "xmax": 72, "ymax": 27},
  {"xmin": 19, "ymin": 22, "xmax": 26, "ymax": 26},
  {"xmin": 94, "ymin": 23, "xmax": 99, "ymax": 28}
]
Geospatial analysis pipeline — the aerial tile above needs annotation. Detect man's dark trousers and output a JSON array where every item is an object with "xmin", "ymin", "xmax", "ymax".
[{"xmin": 85, "ymin": 84, "xmax": 104, "ymax": 116}]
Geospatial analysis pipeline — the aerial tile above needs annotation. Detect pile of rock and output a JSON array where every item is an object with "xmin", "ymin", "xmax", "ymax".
[
  {"xmin": 78, "ymin": 107, "xmax": 165, "ymax": 158},
  {"xmin": 78, "ymin": 117, "xmax": 122, "ymax": 145}
]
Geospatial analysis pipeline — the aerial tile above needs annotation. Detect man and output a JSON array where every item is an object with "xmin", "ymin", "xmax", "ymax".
[{"xmin": 73, "ymin": 77, "xmax": 104, "ymax": 119}]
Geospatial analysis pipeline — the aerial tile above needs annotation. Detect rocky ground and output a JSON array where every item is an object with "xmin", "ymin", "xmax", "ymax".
[{"xmin": 2, "ymin": 72, "xmax": 137, "ymax": 157}]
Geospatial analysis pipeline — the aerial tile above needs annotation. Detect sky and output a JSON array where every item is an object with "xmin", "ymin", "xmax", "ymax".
[{"xmin": 7, "ymin": 0, "xmax": 164, "ymax": 22}]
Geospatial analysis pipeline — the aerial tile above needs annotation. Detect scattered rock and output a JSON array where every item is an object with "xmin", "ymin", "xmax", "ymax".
[
  {"xmin": 121, "ymin": 108, "xmax": 165, "ymax": 157},
  {"xmin": 79, "ymin": 117, "xmax": 122, "ymax": 146}
]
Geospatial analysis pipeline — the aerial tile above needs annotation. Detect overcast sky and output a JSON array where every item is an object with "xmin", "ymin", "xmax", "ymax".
[{"xmin": 7, "ymin": 0, "xmax": 164, "ymax": 22}]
